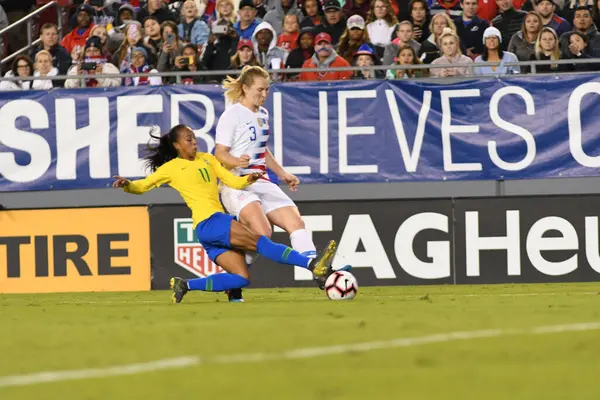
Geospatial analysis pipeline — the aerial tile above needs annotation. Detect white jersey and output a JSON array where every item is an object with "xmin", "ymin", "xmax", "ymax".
[{"xmin": 215, "ymin": 103, "xmax": 270, "ymax": 180}]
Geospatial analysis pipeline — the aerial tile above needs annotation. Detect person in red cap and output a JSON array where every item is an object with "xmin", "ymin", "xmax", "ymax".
[
  {"xmin": 299, "ymin": 32, "xmax": 352, "ymax": 81},
  {"xmin": 230, "ymin": 38, "xmax": 259, "ymax": 68}
]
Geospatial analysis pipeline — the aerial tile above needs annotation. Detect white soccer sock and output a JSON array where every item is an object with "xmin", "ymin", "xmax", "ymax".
[
  {"xmin": 290, "ymin": 229, "xmax": 317, "ymax": 257},
  {"xmin": 245, "ymin": 251, "xmax": 258, "ymax": 266}
]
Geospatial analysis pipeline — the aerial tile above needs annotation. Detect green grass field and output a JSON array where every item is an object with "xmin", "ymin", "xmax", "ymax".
[{"xmin": 1, "ymin": 283, "xmax": 600, "ymax": 399}]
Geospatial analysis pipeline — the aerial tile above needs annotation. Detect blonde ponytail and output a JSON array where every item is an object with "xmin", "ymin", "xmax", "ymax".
[{"xmin": 222, "ymin": 65, "xmax": 270, "ymax": 104}]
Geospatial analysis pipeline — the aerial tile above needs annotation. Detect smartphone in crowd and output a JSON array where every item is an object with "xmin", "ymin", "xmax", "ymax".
[
  {"xmin": 128, "ymin": 23, "xmax": 138, "ymax": 39},
  {"xmin": 166, "ymin": 33, "xmax": 175, "ymax": 44},
  {"xmin": 212, "ymin": 24, "xmax": 228, "ymax": 35}
]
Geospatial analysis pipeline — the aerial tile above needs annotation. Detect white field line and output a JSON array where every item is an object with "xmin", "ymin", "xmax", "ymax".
[
  {"xmin": 1, "ymin": 321, "xmax": 599, "ymax": 389},
  {"xmin": 4, "ymin": 291, "xmax": 595, "ymax": 305}
]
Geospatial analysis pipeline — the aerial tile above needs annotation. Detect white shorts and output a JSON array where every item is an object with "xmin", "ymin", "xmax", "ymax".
[{"xmin": 220, "ymin": 179, "xmax": 296, "ymax": 219}]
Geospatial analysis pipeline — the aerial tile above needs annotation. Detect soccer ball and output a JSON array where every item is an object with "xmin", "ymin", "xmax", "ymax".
[{"xmin": 325, "ymin": 271, "xmax": 358, "ymax": 300}]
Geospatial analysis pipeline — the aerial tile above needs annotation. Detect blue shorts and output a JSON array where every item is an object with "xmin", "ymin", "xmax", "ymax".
[{"xmin": 195, "ymin": 212, "xmax": 235, "ymax": 262}]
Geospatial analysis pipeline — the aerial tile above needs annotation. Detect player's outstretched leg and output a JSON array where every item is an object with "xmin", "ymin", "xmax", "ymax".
[
  {"xmin": 229, "ymin": 220, "xmax": 337, "ymax": 277},
  {"xmin": 170, "ymin": 251, "xmax": 250, "ymax": 304}
]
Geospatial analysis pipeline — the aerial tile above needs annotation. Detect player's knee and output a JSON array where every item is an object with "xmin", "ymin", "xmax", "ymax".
[
  {"xmin": 237, "ymin": 271, "xmax": 251, "ymax": 283},
  {"xmin": 285, "ymin": 217, "xmax": 305, "ymax": 233}
]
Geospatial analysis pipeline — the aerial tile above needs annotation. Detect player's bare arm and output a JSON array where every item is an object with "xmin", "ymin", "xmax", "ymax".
[
  {"xmin": 215, "ymin": 144, "xmax": 250, "ymax": 169},
  {"xmin": 265, "ymin": 148, "xmax": 300, "ymax": 191}
]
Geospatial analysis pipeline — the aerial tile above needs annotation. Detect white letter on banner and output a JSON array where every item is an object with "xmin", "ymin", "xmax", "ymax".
[
  {"xmin": 319, "ymin": 91, "xmax": 329, "ymax": 174},
  {"xmin": 385, "ymin": 89, "xmax": 432, "ymax": 172},
  {"xmin": 526, "ymin": 217, "xmax": 578, "ymax": 276},
  {"xmin": 170, "ymin": 94, "xmax": 215, "ymax": 152},
  {"xmin": 117, "ymin": 95, "xmax": 163, "ymax": 177},
  {"xmin": 465, "ymin": 210, "xmax": 521, "ymax": 276},
  {"xmin": 488, "ymin": 87, "xmax": 536, "ymax": 171},
  {"xmin": 395, "ymin": 212, "xmax": 450, "ymax": 279},
  {"xmin": 585, "ymin": 217, "xmax": 600, "ymax": 273},
  {"xmin": 272, "ymin": 91, "xmax": 311, "ymax": 174},
  {"xmin": 568, "ymin": 82, "xmax": 600, "ymax": 167},
  {"xmin": 440, "ymin": 89, "xmax": 483, "ymax": 172},
  {"xmin": 338, "ymin": 90, "xmax": 378, "ymax": 174},
  {"xmin": 274, "ymin": 215, "xmax": 333, "ymax": 280},
  {"xmin": 336, "ymin": 215, "xmax": 396, "ymax": 278},
  {"xmin": 0, "ymin": 100, "xmax": 50, "ymax": 182},
  {"xmin": 55, "ymin": 97, "xmax": 111, "ymax": 180}
]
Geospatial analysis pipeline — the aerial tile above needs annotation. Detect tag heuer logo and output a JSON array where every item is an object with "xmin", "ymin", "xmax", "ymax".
[{"xmin": 173, "ymin": 218, "xmax": 224, "ymax": 277}]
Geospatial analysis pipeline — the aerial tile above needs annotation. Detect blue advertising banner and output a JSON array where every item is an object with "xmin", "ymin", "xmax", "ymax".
[{"xmin": 1, "ymin": 74, "xmax": 600, "ymax": 192}]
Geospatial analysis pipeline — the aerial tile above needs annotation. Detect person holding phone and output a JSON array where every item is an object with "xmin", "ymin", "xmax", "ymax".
[
  {"xmin": 174, "ymin": 44, "xmax": 209, "ymax": 84},
  {"xmin": 202, "ymin": 19, "xmax": 239, "ymax": 79},
  {"xmin": 158, "ymin": 21, "xmax": 185, "ymax": 72},
  {"xmin": 65, "ymin": 36, "xmax": 121, "ymax": 88}
]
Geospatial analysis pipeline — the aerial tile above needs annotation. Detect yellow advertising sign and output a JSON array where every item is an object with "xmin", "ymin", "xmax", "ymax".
[{"xmin": 0, "ymin": 207, "xmax": 150, "ymax": 294}]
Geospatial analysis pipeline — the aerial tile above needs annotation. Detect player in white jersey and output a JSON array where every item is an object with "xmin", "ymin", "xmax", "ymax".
[{"xmin": 215, "ymin": 66, "xmax": 347, "ymax": 297}]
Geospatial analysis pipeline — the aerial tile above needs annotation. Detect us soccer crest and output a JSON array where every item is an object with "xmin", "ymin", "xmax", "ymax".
[{"xmin": 173, "ymin": 218, "xmax": 224, "ymax": 277}]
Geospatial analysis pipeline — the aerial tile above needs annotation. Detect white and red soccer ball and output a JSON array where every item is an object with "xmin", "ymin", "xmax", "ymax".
[{"xmin": 325, "ymin": 271, "xmax": 358, "ymax": 300}]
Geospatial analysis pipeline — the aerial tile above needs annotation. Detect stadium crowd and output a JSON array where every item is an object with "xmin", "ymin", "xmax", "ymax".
[{"xmin": 0, "ymin": 0, "xmax": 599, "ymax": 89}]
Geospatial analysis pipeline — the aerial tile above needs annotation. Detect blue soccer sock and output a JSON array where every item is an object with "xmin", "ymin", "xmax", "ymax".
[
  {"xmin": 256, "ymin": 236, "xmax": 311, "ymax": 269},
  {"xmin": 187, "ymin": 273, "xmax": 249, "ymax": 292}
]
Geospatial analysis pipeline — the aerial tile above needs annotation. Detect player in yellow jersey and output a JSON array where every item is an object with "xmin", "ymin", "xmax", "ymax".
[{"xmin": 113, "ymin": 124, "xmax": 337, "ymax": 303}]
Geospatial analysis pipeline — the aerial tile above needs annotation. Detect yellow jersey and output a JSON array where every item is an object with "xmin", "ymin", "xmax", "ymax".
[{"xmin": 124, "ymin": 153, "xmax": 250, "ymax": 227}]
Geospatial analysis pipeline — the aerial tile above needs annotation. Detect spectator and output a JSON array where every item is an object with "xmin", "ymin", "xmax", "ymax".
[
  {"xmin": 106, "ymin": 4, "xmax": 138, "ymax": 54},
  {"xmin": 563, "ymin": 31, "xmax": 598, "ymax": 70},
  {"xmin": 62, "ymin": 4, "xmax": 96, "ymax": 54},
  {"xmin": 562, "ymin": 0, "xmax": 594, "ymax": 25},
  {"xmin": 254, "ymin": 0, "xmax": 270, "ymax": 19},
  {"xmin": 532, "ymin": 26, "xmax": 564, "ymax": 71},
  {"xmin": 430, "ymin": 27, "xmax": 473, "ymax": 75},
  {"xmin": 352, "ymin": 43, "xmax": 384, "ymax": 78},
  {"xmin": 114, "ymin": 22, "xmax": 146, "ymax": 70},
  {"xmin": 431, "ymin": 0, "xmax": 462, "ymax": 17},
  {"xmin": 122, "ymin": 46, "xmax": 162, "ymax": 86},
  {"xmin": 251, "ymin": 21, "xmax": 288, "ymax": 68},
  {"xmin": 178, "ymin": 0, "xmax": 211, "ymax": 45},
  {"xmin": 230, "ymin": 37, "xmax": 260, "ymax": 67},
  {"xmin": 337, "ymin": 15, "xmax": 372, "ymax": 62},
  {"xmin": 594, "ymin": 0, "xmax": 600, "ymax": 27},
  {"xmin": 386, "ymin": 45, "xmax": 428, "ymax": 78},
  {"xmin": 278, "ymin": 14, "xmax": 302, "ymax": 50},
  {"xmin": 299, "ymin": 31, "xmax": 352, "ymax": 80},
  {"xmin": 29, "ymin": 23, "xmax": 72, "ymax": 77},
  {"xmin": 173, "ymin": 43, "xmax": 208, "ymax": 83},
  {"xmin": 478, "ymin": 0, "xmax": 500, "ymax": 21},
  {"xmin": 90, "ymin": 25, "xmax": 113, "ymax": 62},
  {"xmin": 383, "ymin": 21, "xmax": 421, "ymax": 64},
  {"xmin": 235, "ymin": 0, "xmax": 261, "ymax": 39},
  {"xmin": 137, "ymin": 0, "xmax": 178, "ymax": 24},
  {"xmin": 366, "ymin": 0, "xmax": 399, "ymax": 58},
  {"xmin": 158, "ymin": 21, "xmax": 186, "ymax": 71},
  {"xmin": 419, "ymin": 13, "xmax": 457, "ymax": 63},
  {"xmin": 343, "ymin": 0, "xmax": 372, "ymax": 19},
  {"xmin": 144, "ymin": 16, "xmax": 164, "ymax": 55},
  {"xmin": 264, "ymin": 0, "xmax": 305, "ymax": 35},
  {"xmin": 559, "ymin": 6, "xmax": 600, "ymax": 55},
  {"xmin": 284, "ymin": 26, "xmax": 315, "ymax": 78},
  {"xmin": 32, "ymin": 50, "xmax": 58, "ymax": 90},
  {"xmin": 508, "ymin": 10, "xmax": 542, "ymax": 73},
  {"xmin": 315, "ymin": 0, "xmax": 347, "ymax": 44},
  {"xmin": 300, "ymin": 0, "xmax": 324, "ymax": 28},
  {"xmin": 0, "ymin": 55, "xmax": 34, "ymax": 91},
  {"xmin": 215, "ymin": 0, "xmax": 237, "ymax": 24},
  {"xmin": 491, "ymin": 0, "xmax": 527, "ymax": 48},
  {"xmin": 454, "ymin": 0, "xmax": 489, "ymax": 59},
  {"xmin": 535, "ymin": 0, "xmax": 571, "ymax": 36},
  {"xmin": 69, "ymin": 0, "xmax": 117, "ymax": 28},
  {"xmin": 408, "ymin": 0, "xmax": 431, "ymax": 43},
  {"xmin": 202, "ymin": 19, "xmax": 238, "ymax": 76},
  {"xmin": 474, "ymin": 26, "xmax": 521, "ymax": 74},
  {"xmin": 65, "ymin": 36, "xmax": 121, "ymax": 88}
]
